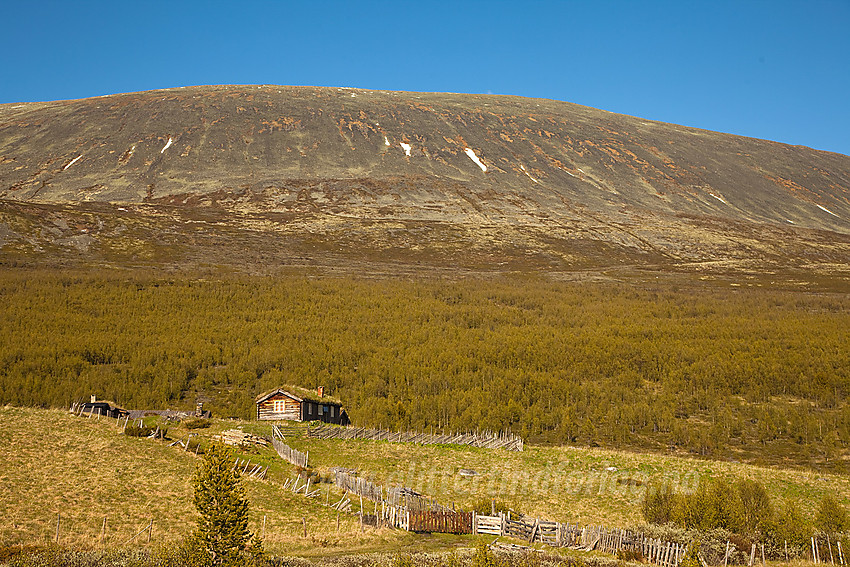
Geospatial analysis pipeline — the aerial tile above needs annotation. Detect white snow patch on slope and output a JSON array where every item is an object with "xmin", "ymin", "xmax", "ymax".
[
  {"xmin": 63, "ymin": 155, "xmax": 83, "ymax": 170},
  {"xmin": 520, "ymin": 164, "xmax": 539, "ymax": 183},
  {"xmin": 384, "ymin": 136, "xmax": 390, "ymax": 146},
  {"xmin": 160, "ymin": 137, "xmax": 173, "ymax": 154},
  {"xmin": 464, "ymin": 148, "xmax": 487, "ymax": 172},
  {"xmin": 400, "ymin": 142, "xmax": 411, "ymax": 156},
  {"xmin": 709, "ymin": 192, "xmax": 729, "ymax": 205},
  {"xmin": 817, "ymin": 204, "xmax": 840, "ymax": 217}
]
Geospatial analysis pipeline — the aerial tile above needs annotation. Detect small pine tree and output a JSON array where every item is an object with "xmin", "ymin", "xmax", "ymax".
[{"xmin": 192, "ymin": 443, "xmax": 257, "ymax": 566}]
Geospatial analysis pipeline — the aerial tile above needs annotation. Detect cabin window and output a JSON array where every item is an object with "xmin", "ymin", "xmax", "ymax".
[
  {"xmin": 330, "ymin": 406, "xmax": 335, "ymax": 418},
  {"xmin": 307, "ymin": 403, "xmax": 312, "ymax": 415},
  {"xmin": 273, "ymin": 400, "xmax": 285, "ymax": 412}
]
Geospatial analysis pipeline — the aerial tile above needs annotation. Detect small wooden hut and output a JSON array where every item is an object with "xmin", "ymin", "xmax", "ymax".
[{"xmin": 255, "ymin": 386, "xmax": 348, "ymax": 424}]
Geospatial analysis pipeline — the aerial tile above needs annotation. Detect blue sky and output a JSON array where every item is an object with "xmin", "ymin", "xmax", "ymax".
[{"xmin": 3, "ymin": 0, "xmax": 849, "ymax": 156}]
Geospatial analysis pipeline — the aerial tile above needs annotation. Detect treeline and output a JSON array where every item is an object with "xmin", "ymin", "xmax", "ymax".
[
  {"xmin": 1, "ymin": 270, "xmax": 849, "ymax": 469},
  {"xmin": 642, "ymin": 479, "xmax": 848, "ymax": 561}
]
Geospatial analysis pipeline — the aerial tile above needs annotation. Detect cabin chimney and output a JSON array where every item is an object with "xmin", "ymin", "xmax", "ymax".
[
  {"xmin": 318, "ymin": 386, "xmax": 324, "ymax": 398},
  {"xmin": 91, "ymin": 394, "xmax": 96, "ymax": 403}
]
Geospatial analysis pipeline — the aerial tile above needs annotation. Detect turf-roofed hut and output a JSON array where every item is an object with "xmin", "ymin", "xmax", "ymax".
[{"xmin": 256, "ymin": 386, "xmax": 349, "ymax": 424}]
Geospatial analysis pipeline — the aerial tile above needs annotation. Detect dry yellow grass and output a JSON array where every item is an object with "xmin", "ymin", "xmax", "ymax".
[
  {"xmin": 3, "ymin": 406, "xmax": 849, "ymax": 557},
  {"xmin": 0, "ymin": 407, "xmax": 415, "ymax": 555}
]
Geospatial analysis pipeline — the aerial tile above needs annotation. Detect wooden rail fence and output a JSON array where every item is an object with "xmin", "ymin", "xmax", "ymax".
[
  {"xmin": 308, "ymin": 423, "xmax": 523, "ymax": 451},
  {"xmin": 469, "ymin": 514, "xmax": 683, "ymax": 566},
  {"xmin": 332, "ymin": 469, "xmax": 449, "ymax": 512},
  {"xmin": 271, "ymin": 429, "xmax": 308, "ymax": 468}
]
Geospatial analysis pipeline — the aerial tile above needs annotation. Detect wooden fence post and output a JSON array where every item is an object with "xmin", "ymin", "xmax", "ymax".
[
  {"xmin": 101, "ymin": 516, "xmax": 107, "ymax": 545},
  {"xmin": 262, "ymin": 515, "xmax": 266, "ymax": 539},
  {"xmin": 724, "ymin": 541, "xmax": 730, "ymax": 567},
  {"xmin": 147, "ymin": 519, "xmax": 153, "ymax": 543}
]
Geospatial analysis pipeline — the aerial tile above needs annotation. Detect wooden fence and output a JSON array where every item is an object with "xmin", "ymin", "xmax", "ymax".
[
  {"xmin": 271, "ymin": 436, "xmax": 308, "ymax": 468},
  {"xmin": 331, "ymin": 469, "xmax": 449, "ymax": 512},
  {"xmin": 307, "ymin": 423, "xmax": 523, "ymax": 451},
  {"xmin": 332, "ymin": 469, "xmax": 383, "ymax": 502},
  {"xmin": 384, "ymin": 505, "xmax": 409, "ymax": 530},
  {"xmin": 409, "ymin": 511, "xmax": 473, "ymax": 534},
  {"xmin": 469, "ymin": 514, "xmax": 683, "ymax": 566}
]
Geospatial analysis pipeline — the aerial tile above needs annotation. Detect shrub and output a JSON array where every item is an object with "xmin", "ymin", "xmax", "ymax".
[
  {"xmin": 764, "ymin": 501, "xmax": 812, "ymax": 556},
  {"xmin": 735, "ymin": 479, "xmax": 773, "ymax": 537},
  {"xmin": 642, "ymin": 484, "xmax": 676, "ymax": 525},
  {"xmin": 472, "ymin": 543, "xmax": 500, "ymax": 567},
  {"xmin": 185, "ymin": 418, "xmax": 212, "ymax": 430},
  {"xmin": 816, "ymin": 495, "xmax": 848, "ymax": 535},
  {"xmin": 392, "ymin": 554, "xmax": 415, "ymax": 567},
  {"xmin": 678, "ymin": 539, "xmax": 703, "ymax": 567},
  {"xmin": 124, "ymin": 423, "xmax": 155, "ymax": 437}
]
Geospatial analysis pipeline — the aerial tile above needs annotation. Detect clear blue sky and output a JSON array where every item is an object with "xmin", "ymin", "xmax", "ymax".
[{"xmin": 3, "ymin": 0, "xmax": 849, "ymax": 156}]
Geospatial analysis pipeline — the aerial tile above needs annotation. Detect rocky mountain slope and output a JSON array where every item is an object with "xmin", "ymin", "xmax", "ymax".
[{"xmin": 1, "ymin": 85, "xmax": 848, "ymax": 279}]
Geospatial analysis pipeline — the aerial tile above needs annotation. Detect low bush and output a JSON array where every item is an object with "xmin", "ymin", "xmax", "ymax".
[
  {"xmin": 124, "ymin": 423, "xmax": 156, "ymax": 437},
  {"xmin": 184, "ymin": 418, "xmax": 211, "ymax": 430}
]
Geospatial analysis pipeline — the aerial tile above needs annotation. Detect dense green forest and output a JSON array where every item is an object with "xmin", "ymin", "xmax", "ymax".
[{"xmin": 1, "ymin": 270, "xmax": 848, "ymax": 470}]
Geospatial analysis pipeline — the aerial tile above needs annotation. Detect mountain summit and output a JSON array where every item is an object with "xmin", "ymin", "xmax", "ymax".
[{"xmin": 1, "ymin": 85, "xmax": 849, "ymax": 278}]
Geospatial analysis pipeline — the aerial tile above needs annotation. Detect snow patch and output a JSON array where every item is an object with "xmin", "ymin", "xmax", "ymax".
[
  {"xmin": 63, "ymin": 155, "xmax": 83, "ymax": 171},
  {"xmin": 785, "ymin": 219, "xmax": 795, "ymax": 224},
  {"xmin": 520, "ymin": 164, "xmax": 539, "ymax": 183},
  {"xmin": 816, "ymin": 204, "xmax": 840, "ymax": 218},
  {"xmin": 708, "ymin": 192, "xmax": 729, "ymax": 205},
  {"xmin": 464, "ymin": 148, "xmax": 487, "ymax": 172},
  {"xmin": 400, "ymin": 142, "xmax": 411, "ymax": 156},
  {"xmin": 160, "ymin": 137, "xmax": 173, "ymax": 154},
  {"xmin": 577, "ymin": 168, "xmax": 586, "ymax": 174},
  {"xmin": 384, "ymin": 136, "xmax": 390, "ymax": 147}
]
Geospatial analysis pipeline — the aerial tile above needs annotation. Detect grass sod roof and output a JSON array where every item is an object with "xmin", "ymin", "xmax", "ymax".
[{"xmin": 256, "ymin": 385, "xmax": 343, "ymax": 406}]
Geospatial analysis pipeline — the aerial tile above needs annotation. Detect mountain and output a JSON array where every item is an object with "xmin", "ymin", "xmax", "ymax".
[{"xmin": 1, "ymin": 85, "xmax": 849, "ymax": 279}]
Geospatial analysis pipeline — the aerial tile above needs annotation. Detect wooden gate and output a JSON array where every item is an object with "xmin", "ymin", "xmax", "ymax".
[{"xmin": 408, "ymin": 511, "xmax": 472, "ymax": 534}]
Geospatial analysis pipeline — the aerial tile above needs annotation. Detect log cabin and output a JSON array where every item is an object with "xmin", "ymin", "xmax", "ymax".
[
  {"xmin": 255, "ymin": 385, "xmax": 349, "ymax": 424},
  {"xmin": 75, "ymin": 395, "xmax": 129, "ymax": 419}
]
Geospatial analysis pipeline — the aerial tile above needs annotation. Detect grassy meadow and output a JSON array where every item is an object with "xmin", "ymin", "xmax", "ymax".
[{"xmin": 2, "ymin": 406, "xmax": 848, "ymax": 557}]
